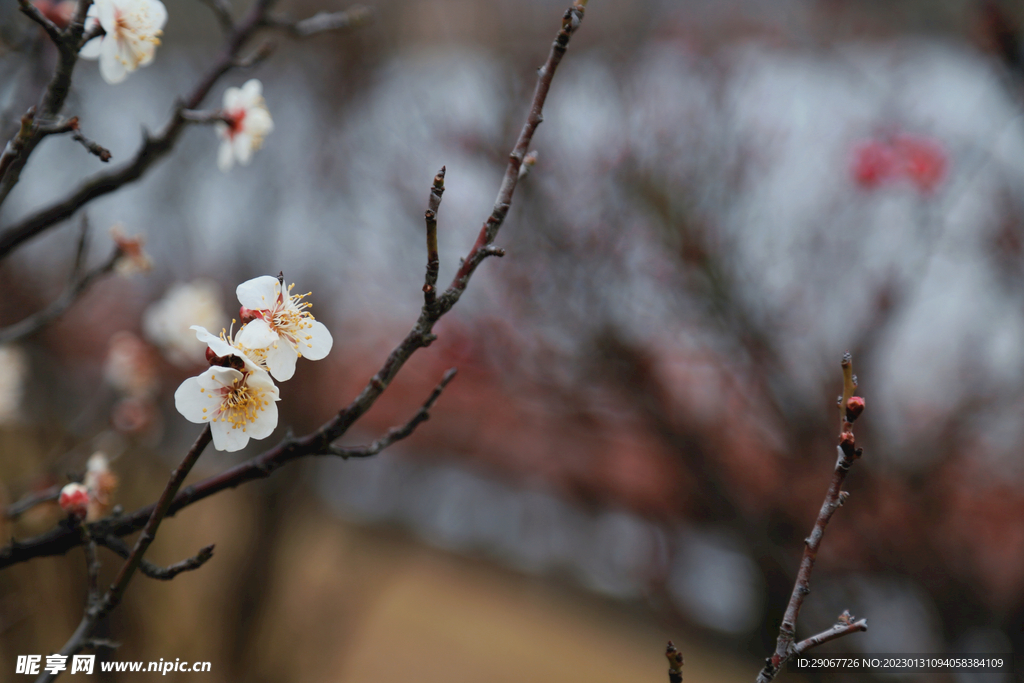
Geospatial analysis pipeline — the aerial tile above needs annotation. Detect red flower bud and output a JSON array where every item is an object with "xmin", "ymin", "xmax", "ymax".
[
  {"xmin": 845, "ymin": 395, "xmax": 865, "ymax": 422},
  {"xmin": 239, "ymin": 306, "xmax": 263, "ymax": 324},
  {"xmin": 58, "ymin": 483, "xmax": 89, "ymax": 518}
]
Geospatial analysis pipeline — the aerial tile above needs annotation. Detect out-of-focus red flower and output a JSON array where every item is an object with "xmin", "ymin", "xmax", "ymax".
[
  {"xmin": 893, "ymin": 134, "xmax": 947, "ymax": 193},
  {"xmin": 851, "ymin": 140, "xmax": 899, "ymax": 188},
  {"xmin": 851, "ymin": 133, "xmax": 948, "ymax": 194}
]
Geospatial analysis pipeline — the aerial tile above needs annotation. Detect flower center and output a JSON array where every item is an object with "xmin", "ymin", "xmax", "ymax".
[
  {"xmin": 270, "ymin": 288, "xmax": 315, "ymax": 346},
  {"xmin": 214, "ymin": 376, "xmax": 269, "ymax": 432},
  {"xmin": 226, "ymin": 109, "xmax": 247, "ymax": 139}
]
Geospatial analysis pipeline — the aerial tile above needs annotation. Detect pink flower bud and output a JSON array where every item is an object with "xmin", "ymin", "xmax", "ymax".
[{"xmin": 58, "ymin": 483, "xmax": 90, "ymax": 518}]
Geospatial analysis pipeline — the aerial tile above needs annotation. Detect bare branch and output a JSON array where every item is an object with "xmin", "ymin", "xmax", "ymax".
[
  {"xmin": 0, "ymin": 0, "xmax": 93, "ymax": 208},
  {"xmin": 263, "ymin": 5, "xmax": 373, "ymax": 37},
  {"xmin": 71, "ymin": 131, "xmax": 111, "ymax": 163},
  {"xmin": 666, "ymin": 642, "xmax": 683, "ymax": 683},
  {"xmin": 180, "ymin": 110, "xmax": 233, "ymax": 125},
  {"xmin": 16, "ymin": 0, "xmax": 64, "ymax": 46},
  {"xmin": 756, "ymin": 354, "xmax": 868, "ymax": 683},
  {"xmin": 442, "ymin": 1, "xmax": 585, "ymax": 300},
  {"xmin": 327, "ymin": 367, "xmax": 458, "ymax": 458},
  {"xmin": 0, "ymin": 242, "xmax": 120, "ymax": 345},
  {"xmin": 35, "ymin": 426, "xmax": 213, "ymax": 681},
  {"xmin": 199, "ymin": 0, "xmax": 234, "ymax": 34},
  {"xmin": 6, "ymin": 485, "xmax": 60, "ymax": 520},
  {"xmin": 423, "ymin": 166, "xmax": 445, "ymax": 306},
  {"xmin": 793, "ymin": 613, "xmax": 868, "ymax": 654},
  {"xmin": 96, "ymin": 535, "xmax": 214, "ymax": 580}
]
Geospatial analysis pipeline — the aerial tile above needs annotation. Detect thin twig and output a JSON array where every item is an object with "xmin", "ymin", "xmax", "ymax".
[
  {"xmin": 34, "ymin": 426, "xmax": 212, "ymax": 683},
  {"xmin": 262, "ymin": 6, "xmax": 373, "ymax": 37},
  {"xmin": 0, "ymin": 2, "xmax": 588, "ymax": 573},
  {"xmin": 423, "ymin": 166, "xmax": 445, "ymax": 306},
  {"xmin": 793, "ymin": 615, "xmax": 868, "ymax": 654},
  {"xmin": 16, "ymin": 0, "xmax": 63, "ymax": 46},
  {"xmin": 443, "ymin": 2, "xmax": 585, "ymax": 299},
  {"xmin": 5, "ymin": 485, "xmax": 60, "ymax": 520},
  {"xmin": 0, "ymin": 0, "xmax": 93, "ymax": 208},
  {"xmin": 71, "ymin": 131, "xmax": 111, "ymax": 163},
  {"xmin": 327, "ymin": 367, "xmax": 458, "ymax": 458},
  {"xmin": 96, "ymin": 535, "xmax": 214, "ymax": 580},
  {"xmin": 199, "ymin": 0, "xmax": 234, "ymax": 34},
  {"xmin": 756, "ymin": 354, "xmax": 868, "ymax": 683},
  {"xmin": 78, "ymin": 526, "xmax": 100, "ymax": 607},
  {"xmin": 0, "ymin": 244, "xmax": 120, "ymax": 345}
]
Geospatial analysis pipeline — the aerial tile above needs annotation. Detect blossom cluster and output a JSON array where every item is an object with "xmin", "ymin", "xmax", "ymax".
[
  {"xmin": 173, "ymin": 276, "xmax": 333, "ymax": 452},
  {"xmin": 70, "ymin": 0, "xmax": 273, "ymax": 170}
]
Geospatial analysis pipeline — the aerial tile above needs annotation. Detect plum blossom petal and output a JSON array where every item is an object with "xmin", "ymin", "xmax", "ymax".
[{"xmin": 79, "ymin": 0, "xmax": 167, "ymax": 84}]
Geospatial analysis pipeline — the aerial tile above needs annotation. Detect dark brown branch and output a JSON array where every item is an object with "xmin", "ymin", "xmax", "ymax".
[
  {"xmin": 71, "ymin": 131, "xmax": 111, "ymax": 163},
  {"xmin": 666, "ymin": 641, "xmax": 683, "ymax": 683},
  {"xmin": 180, "ymin": 110, "xmax": 234, "ymax": 125},
  {"xmin": 327, "ymin": 367, "xmax": 457, "ymax": 458},
  {"xmin": 0, "ymin": 0, "xmax": 93, "ymax": 208},
  {"xmin": 78, "ymin": 526, "xmax": 99, "ymax": 607},
  {"xmin": 6, "ymin": 485, "xmax": 60, "ymax": 520},
  {"xmin": 199, "ymin": 0, "xmax": 235, "ymax": 34},
  {"xmin": 793, "ymin": 613, "xmax": 868, "ymax": 654},
  {"xmin": 756, "ymin": 354, "xmax": 867, "ymax": 683},
  {"xmin": 0, "ymin": 0, "xmax": 288, "ymax": 259},
  {"xmin": 444, "ymin": 1, "xmax": 585, "ymax": 298},
  {"xmin": 263, "ymin": 6, "xmax": 373, "ymax": 37},
  {"xmin": 36, "ymin": 426, "xmax": 212, "ymax": 682},
  {"xmin": 16, "ymin": 0, "xmax": 64, "ymax": 46},
  {"xmin": 0, "ymin": 242, "xmax": 120, "ymax": 345},
  {"xmin": 0, "ymin": 1, "xmax": 586, "ymax": 576},
  {"xmin": 96, "ymin": 535, "xmax": 214, "ymax": 580},
  {"xmin": 423, "ymin": 166, "xmax": 445, "ymax": 306}
]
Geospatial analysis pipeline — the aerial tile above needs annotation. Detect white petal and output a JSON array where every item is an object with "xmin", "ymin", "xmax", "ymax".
[
  {"xmin": 236, "ymin": 318, "xmax": 278, "ymax": 349},
  {"xmin": 211, "ymin": 421, "xmax": 248, "ymax": 452},
  {"xmin": 201, "ymin": 366, "xmax": 244, "ymax": 390},
  {"xmin": 265, "ymin": 341, "xmax": 297, "ymax": 382},
  {"xmin": 173, "ymin": 374, "xmax": 222, "ymax": 424},
  {"xmin": 298, "ymin": 319, "xmax": 333, "ymax": 361},
  {"xmin": 245, "ymin": 397, "xmax": 278, "ymax": 440},
  {"xmin": 234, "ymin": 133, "xmax": 253, "ymax": 165},
  {"xmin": 236, "ymin": 276, "xmax": 280, "ymax": 309},
  {"xmin": 147, "ymin": 0, "xmax": 168, "ymax": 30},
  {"xmin": 191, "ymin": 325, "xmax": 229, "ymax": 356},
  {"xmin": 222, "ymin": 86, "xmax": 241, "ymax": 110},
  {"xmin": 96, "ymin": 0, "xmax": 116, "ymax": 32},
  {"xmin": 79, "ymin": 35, "xmax": 103, "ymax": 59},
  {"xmin": 99, "ymin": 38, "xmax": 128, "ymax": 84},
  {"xmin": 239, "ymin": 79, "xmax": 263, "ymax": 106},
  {"xmin": 217, "ymin": 140, "xmax": 234, "ymax": 172},
  {"xmin": 244, "ymin": 108, "xmax": 273, "ymax": 137}
]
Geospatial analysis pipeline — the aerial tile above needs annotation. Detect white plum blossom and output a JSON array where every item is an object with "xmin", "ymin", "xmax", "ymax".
[
  {"xmin": 235, "ymin": 276, "xmax": 333, "ymax": 382},
  {"xmin": 216, "ymin": 79, "xmax": 274, "ymax": 172},
  {"xmin": 174, "ymin": 364, "xmax": 279, "ymax": 452},
  {"xmin": 79, "ymin": 0, "xmax": 167, "ymax": 85},
  {"xmin": 143, "ymin": 280, "xmax": 227, "ymax": 367}
]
